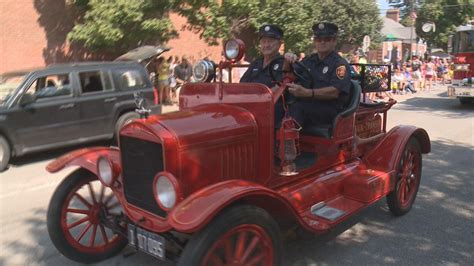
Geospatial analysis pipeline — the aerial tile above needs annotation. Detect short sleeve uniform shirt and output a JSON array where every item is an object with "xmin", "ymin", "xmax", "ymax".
[{"xmin": 240, "ymin": 56, "xmax": 284, "ymax": 88}]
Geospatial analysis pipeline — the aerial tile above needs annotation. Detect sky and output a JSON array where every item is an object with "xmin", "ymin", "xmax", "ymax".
[{"xmin": 377, "ymin": 0, "xmax": 390, "ymax": 15}]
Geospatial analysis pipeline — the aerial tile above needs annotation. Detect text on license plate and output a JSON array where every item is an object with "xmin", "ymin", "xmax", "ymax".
[{"xmin": 128, "ymin": 224, "xmax": 166, "ymax": 260}]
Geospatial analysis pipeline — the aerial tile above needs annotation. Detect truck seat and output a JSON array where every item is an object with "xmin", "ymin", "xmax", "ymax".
[{"xmin": 301, "ymin": 80, "xmax": 361, "ymax": 138}]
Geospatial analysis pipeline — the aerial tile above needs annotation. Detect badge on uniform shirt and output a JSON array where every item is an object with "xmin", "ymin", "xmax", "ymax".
[
  {"xmin": 336, "ymin": 65, "xmax": 346, "ymax": 80},
  {"xmin": 322, "ymin": 66, "xmax": 328, "ymax": 74},
  {"xmin": 273, "ymin": 64, "xmax": 279, "ymax": 70}
]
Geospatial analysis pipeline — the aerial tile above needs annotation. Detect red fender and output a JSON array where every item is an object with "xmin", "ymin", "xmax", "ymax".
[
  {"xmin": 46, "ymin": 147, "xmax": 121, "ymax": 175},
  {"xmin": 168, "ymin": 180, "xmax": 300, "ymax": 233},
  {"xmin": 364, "ymin": 125, "xmax": 430, "ymax": 174}
]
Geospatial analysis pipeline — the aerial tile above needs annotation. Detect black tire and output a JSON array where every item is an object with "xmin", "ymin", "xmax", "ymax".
[
  {"xmin": 115, "ymin": 112, "xmax": 139, "ymax": 138},
  {"xmin": 47, "ymin": 169, "xmax": 127, "ymax": 263},
  {"xmin": 178, "ymin": 205, "xmax": 282, "ymax": 266},
  {"xmin": 387, "ymin": 137, "xmax": 422, "ymax": 216},
  {"xmin": 459, "ymin": 98, "xmax": 473, "ymax": 105},
  {"xmin": 0, "ymin": 135, "xmax": 10, "ymax": 172}
]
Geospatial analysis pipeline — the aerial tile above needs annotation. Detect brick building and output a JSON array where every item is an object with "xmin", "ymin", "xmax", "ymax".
[
  {"xmin": 0, "ymin": 0, "xmax": 223, "ymax": 73},
  {"xmin": 379, "ymin": 9, "xmax": 427, "ymax": 63}
]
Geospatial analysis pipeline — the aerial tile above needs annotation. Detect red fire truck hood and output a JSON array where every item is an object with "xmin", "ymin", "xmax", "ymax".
[{"xmin": 147, "ymin": 104, "xmax": 258, "ymax": 146}]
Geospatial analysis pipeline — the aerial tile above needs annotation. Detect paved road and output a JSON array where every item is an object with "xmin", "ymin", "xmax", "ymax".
[{"xmin": 1, "ymin": 85, "xmax": 473, "ymax": 265}]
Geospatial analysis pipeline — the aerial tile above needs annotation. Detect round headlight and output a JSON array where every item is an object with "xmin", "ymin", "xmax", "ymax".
[
  {"xmin": 97, "ymin": 156, "xmax": 114, "ymax": 186},
  {"xmin": 224, "ymin": 39, "xmax": 245, "ymax": 61},
  {"xmin": 193, "ymin": 59, "xmax": 216, "ymax": 82},
  {"xmin": 154, "ymin": 175, "xmax": 177, "ymax": 210}
]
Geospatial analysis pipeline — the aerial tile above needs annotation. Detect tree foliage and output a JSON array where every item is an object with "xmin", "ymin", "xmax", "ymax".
[
  {"xmin": 174, "ymin": 0, "xmax": 383, "ymax": 55},
  {"xmin": 415, "ymin": 0, "xmax": 473, "ymax": 49},
  {"xmin": 68, "ymin": 0, "xmax": 383, "ymax": 55},
  {"xmin": 389, "ymin": 0, "xmax": 473, "ymax": 49},
  {"xmin": 67, "ymin": 0, "xmax": 177, "ymax": 52}
]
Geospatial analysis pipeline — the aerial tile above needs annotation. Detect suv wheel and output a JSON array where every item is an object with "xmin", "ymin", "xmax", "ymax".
[
  {"xmin": 115, "ymin": 112, "xmax": 140, "ymax": 139},
  {"xmin": 0, "ymin": 136, "xmax": 11, "ymax": 172}
]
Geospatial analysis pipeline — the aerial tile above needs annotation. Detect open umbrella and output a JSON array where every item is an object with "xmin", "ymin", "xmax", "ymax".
[{"xmin": 429, "ymin": 51, "xmax": 452, "ymax": 58}]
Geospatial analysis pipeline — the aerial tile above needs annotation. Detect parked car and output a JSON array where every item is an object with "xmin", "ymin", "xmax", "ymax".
[
  {"xmin": 46, "ymin": 39, "xmax": 430, "ymax": 265},
  {"xmin": 0, "ymin": 61, "xmax": 158, "ymax": 171}
]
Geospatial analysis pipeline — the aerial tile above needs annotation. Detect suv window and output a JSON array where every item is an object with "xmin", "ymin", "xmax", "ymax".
[
  {"xmin": 114, "ymin": 69, "xmax": 147, "ymax": 90},
  {"xmin": 25, "ymin": 73, "xmax": 72, "ymax": 100},
  {"xmin": 79, "ymin": 71, "xmax": 108, "ymax": 94}
]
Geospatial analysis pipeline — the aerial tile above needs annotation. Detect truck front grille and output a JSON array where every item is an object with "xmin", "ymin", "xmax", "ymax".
[{"xmin": 120, "ymin": 136, "xmax": 166, "ymax": 217}]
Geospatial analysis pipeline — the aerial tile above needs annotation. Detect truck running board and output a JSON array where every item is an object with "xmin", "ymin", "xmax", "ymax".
[
  {"xmin": 301, "ymin": 196, "xmax": 366, "ymax": 233},
  {"xmin": 311, "ymin": 205, "xmax": 346, "ymax": 221}
]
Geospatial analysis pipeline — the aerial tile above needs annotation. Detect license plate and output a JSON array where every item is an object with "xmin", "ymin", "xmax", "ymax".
[{"xmin": 128, "ymin": 224, "xmax": 166, "ymax": 260}]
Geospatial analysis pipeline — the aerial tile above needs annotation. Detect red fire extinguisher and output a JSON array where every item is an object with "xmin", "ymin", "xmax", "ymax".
[{"xmin": 276, "ymin": 115, "xmax": 301, "ymax": 176}]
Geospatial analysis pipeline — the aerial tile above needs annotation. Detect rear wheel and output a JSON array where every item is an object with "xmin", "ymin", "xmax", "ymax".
[
  {"xmin": 178, "ymin": 205, "xmax": 282, "ymax": 266},
  {"xmin": 387, "ymin": 137, "xmax": 422, "ymax": 216},
  {"xmin": 47, "ymin": 169, "xmax": 127, "ymax": 263},
  {"xmin": 0, "ymin": 135, "xmax": 10, "ymax": 172},
  {"xmin": 115, "ymin": 112, "xmax": 139, "ymax": 139}
]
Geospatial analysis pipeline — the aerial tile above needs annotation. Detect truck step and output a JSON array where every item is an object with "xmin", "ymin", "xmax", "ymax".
[{"xmin": 301, "ymin": 196, "xmax": 365, "ymax": 233}]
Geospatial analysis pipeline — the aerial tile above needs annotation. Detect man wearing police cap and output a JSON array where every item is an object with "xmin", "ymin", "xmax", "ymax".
[
  {"xmin": 284, "ymin": 22, "xmax": 351, "ymax": 128},
  {"xmin": 240, "ymin": 24, "xmax": 285, "ymax": 87},
  {"xmin": 240, "ymin": 24, "xmax": 286, "ymax": 127}
]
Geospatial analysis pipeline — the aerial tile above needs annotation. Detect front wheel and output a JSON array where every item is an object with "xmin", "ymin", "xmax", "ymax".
[
  {"xmin": 178, "ymin": 205, "xmax": 282, "ymax": 266},
  {"xmin": 386, "ymin": 137, "xmax": 422, "ymax": 216},
  {"xmin": 47, "ymin": 169, "xmax": 127, "ymax": 263}
]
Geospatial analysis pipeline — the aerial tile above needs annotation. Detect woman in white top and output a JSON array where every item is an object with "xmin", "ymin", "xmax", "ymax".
[{"xmin": 425, "ymin": 58, "xmax": 436, "ymax": 90}]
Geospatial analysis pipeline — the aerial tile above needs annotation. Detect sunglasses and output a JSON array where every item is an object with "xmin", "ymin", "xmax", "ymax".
[{"xmin": 313, "ymin": 36, "xmax": 336, "ymax": 42}]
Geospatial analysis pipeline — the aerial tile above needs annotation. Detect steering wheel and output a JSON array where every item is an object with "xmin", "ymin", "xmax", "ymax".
[{"xmin": 268, "ymin": 58, "xmax": 314, "ymax": 104}]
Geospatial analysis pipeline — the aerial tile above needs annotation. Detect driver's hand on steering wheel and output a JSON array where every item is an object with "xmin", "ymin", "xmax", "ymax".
[
  {"xmin": 284, "ymin": 52, "xmax": 298, "ymax": 64},
  {"xmin": 287, "ymin": 83, "xmax": 311, "ymax": 98}
]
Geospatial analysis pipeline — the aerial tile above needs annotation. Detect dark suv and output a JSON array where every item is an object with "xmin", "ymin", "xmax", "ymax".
[{"xmin": 0, "ymin": 61, "xmax": 157, "ymax": 171}]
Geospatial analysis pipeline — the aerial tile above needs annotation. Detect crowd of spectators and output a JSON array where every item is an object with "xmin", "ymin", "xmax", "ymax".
[
  {"xmin": 153, "ymin": 55, "xmax": 194, "ymax": 105},
  {"xmin": 347, "ymin": 52, "xmax": 454, "ymax": 101},
  {"xmin": 152, "ymin": 51, "xmax": 454, "ymax": 105}
]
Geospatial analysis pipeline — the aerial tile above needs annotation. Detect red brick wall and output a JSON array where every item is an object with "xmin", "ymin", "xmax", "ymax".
[
  {"xmin": 166, "ymin": 13, "xmax": 223, "ymax": 63},
  {"xmin": 0, "ymin": 0, "xmax": 49, "ymax": 73},
  {"xmin": 0, "ymin": 1, "xmax": 223, "ymax": 73}
]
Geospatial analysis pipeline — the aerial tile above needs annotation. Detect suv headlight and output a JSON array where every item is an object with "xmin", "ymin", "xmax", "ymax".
[
  {"xmin": 97, "ymin": 156, "xmax": 118, "ymax": 186},
  {"xmin": 224, "ymin": 39, "xmax": 245, "ymax": 62},
  {"xmin": 153, "ymin": 172, "xmax": 181, "ymax": 210}
]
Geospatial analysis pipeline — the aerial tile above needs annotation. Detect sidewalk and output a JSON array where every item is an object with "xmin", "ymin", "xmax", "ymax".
[{"xmin": 378, "ymin": 83, "xmax": 448, "ymax": 103}]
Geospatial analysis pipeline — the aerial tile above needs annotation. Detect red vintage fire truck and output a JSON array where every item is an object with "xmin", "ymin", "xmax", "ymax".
[
  {"xmin": 46, "ymin": 39, "xmax": 430, "ymax": 265},
  {"xmin": 451, "ymin": 21, "xmax": 474, "ymax": 85},
  {"xmin": 447, "ymin": 21, "xmax": 474, "ymax": 104}
]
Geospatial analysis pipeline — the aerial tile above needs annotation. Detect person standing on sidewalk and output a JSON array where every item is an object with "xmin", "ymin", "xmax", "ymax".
[{"xmin": 425, "ymin": 58, "xmax": 435, "ymax": 91}]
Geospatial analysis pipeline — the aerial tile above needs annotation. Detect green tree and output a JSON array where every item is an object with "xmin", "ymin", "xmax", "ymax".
[
  {"xmin": 67, "ymin": 0, "xmax": 177, "ymax": 53},
  {"xmin": 174, "ymin": 0, "xmax": 383, "ymax": 56},
  {"xmin": 415, "ymin": 0, "xmax": 473, "ymax": 50}
]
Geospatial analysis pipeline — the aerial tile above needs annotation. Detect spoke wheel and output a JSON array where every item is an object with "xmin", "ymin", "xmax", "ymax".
[
  {"xmin": 387, "ymin": 137, "xmax": 422, "ymax": 216},
  {"xmin": 178, "ymin": 205, "xmax": 281, "ymax": 266},
  {"xmin": 201, "ymin": 224, "xmax": 274, "ymax": 266},
  {"xmin": 47, "ymin": 169, "xmax": 127, "ymax": 263}
]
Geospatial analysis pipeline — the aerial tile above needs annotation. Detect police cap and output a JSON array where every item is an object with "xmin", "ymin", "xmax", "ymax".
[
  {"xmin": 312, "ymin": 22, "xmax": 338, "ymax": 37},
  {"xmin": 258, "ymin": 24, "xmax": 283, "ymax": 40}
]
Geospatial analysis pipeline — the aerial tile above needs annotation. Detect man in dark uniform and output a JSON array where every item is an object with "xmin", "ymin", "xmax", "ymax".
[
  {"xmin": 240, "ymin": 24, "xmax": 284, "ymax": 87},
  {"xmin": 240, "ymin": 24, "xmax": 286, "ymax": 126},
  {"xmin": 284, "ymin": 22, "xmax": 351, "ymax": 127}
]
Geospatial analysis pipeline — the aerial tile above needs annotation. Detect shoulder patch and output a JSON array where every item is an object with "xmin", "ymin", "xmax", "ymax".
[{"xmin": 336, "ymin": 65, "xmax": 346, "ymax": 80}]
